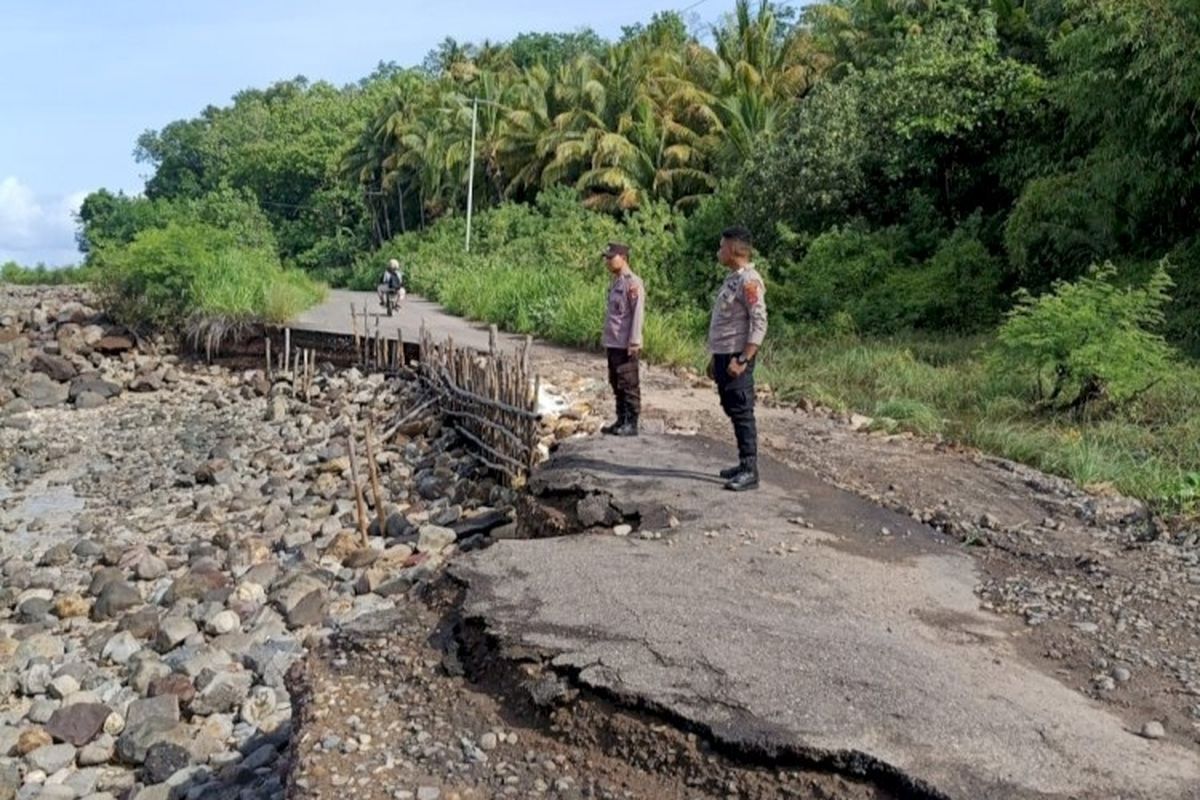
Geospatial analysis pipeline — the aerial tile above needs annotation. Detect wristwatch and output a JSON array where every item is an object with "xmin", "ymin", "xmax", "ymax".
[{"xmin": 735, "ymin": 354, "xmax": 749, "ymax": 365}]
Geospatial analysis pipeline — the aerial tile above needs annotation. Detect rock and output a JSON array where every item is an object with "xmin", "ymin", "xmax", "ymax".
[
  {"xmin": 242, "ymin": 640, "xmax": 302, "ymax": 688},
  {"xmin": 16, "ymin": 372, "xmax": 69, "ymax": 408},
  {"xmin": 1141, "ymin": 720, "xmax": 1166, "ymax": 739},
  {"xmin": 14, "ymin": 635, "xmax": 64, "ymax": 670},
  {"xmin": 16, "ymin": 728, "xmax": 52, "ymax": 755},
  {"xmin": 47, "ymin": 676, "xmax": 80, "ymax": 700},
  {"xmin": 68, "ymin": 374, "xmax": 121, "ymax": 401},
  {"xmin": 190, "ymin": 669, "xmax": 252, "ymax": 716},
  {"xmin": 116, "ymin": 719, "xmax": 186, "ymax": 765},
  {"xmin": 126, "ymin": 696, "xmax": 180, "ymax": 730},
  {"xmin": 203, "ymin": 610, "xmax": 239, "ymax": 637},
  {"xmin": 193, "ymin": 459, "xmax": 234, "ymax": 486},
  {"xmin": 31, "ymin": 352, "xmax": 77, "ymax": 382},
  {"xmin": 25, "ymin": 742, "xmax": 76, "ymax": 773},
  {"xmin": 163, "ymin": 568, "xmax": 230, "ymax": 604},
  {"xmin": 101, "ymin": 632, "xmax": 142, "ymax": 665},
  {"xmin": 73, "ymin": 391, "xmax": 107, "ymax": 410},
  {"xmin": 118, "ymin": 608, "xmax": 161, "ymax": 641},
  {"xmin": 134, "ymin": 555, "xmax": 168, "ymax": 581},
  {"xmin": 323, "ymin": 531, "xmax": 361, "ymax": 563},
  {"xmin": 1112, "ymin": 666, "xmax": 1132, "ymax": 684},
  {"xmin": 27, "ymin": 698, "xmax": 58, "ymax": 723},
  {"xmin": 479, "ymin": 732, "xmax": 498, "ymax": 751},
  {"xmin": 0, "ymin": 762, "xmax": 18, "ymax": 800},
  {"xmin": 266, "ymin": 396, "xmax": 288, "ymax": 422},
  {"xmin": 92, "ymin": 582, "xmax": 141, "ymax": 621},
  {"xmin": 94, "ymin": 334, "xmax": 134, "ymax": 354},
  {"xmin": 38, "ymin": 543, "xmax": 72, "ymax": 567},
  {"xmin": 22, "ymin": 663, "xmax": 53, "ymax": 696},
  {"xmin": 417, "ymin": 788, "xmax": 440, "ymax": 800},
  {"xmin": 87, "ymin": 568, "xmax": 124, "ymax": 597},
  {"xmin": 142, "ymin": 742, "xmax": 191, "ymax": 785},
  {"xmin": 77, "ymin": 733, "xmax": 115, "ymax": 766},
  {"xmin": 384, "ymin": 511, "xmax": 412, "ymax": 539},
  {"xmin": 269, "ymin": 573, "xmax": 328, "ymax": 630},
  {"xmin": 146, "ymin": 674, "xmax": 194, "ymax": 707},
  {"xmin": 128, "ymin": 371, "xmax": 163, "ymax": 393},
  {"xmin": 45, "ymin": 703, "xmax": 112, "ymax": 746},
  {"xmin": 153, "ymin": 617, "xmax": 197, "ymax": 653},
  {"xmin": 237, "ymin": 686, "xmax": 279, "ymax": 731},
  {"xmin": 17, "ymin": 597, "xmax": 53, "ymax": 623},
  {"xmin": 416, "ymin": 525, "xmax": 456, "ymax": 554},
  {"xmin": 613, "ymin": 524, "xmax": 632, "ymax": 537}
]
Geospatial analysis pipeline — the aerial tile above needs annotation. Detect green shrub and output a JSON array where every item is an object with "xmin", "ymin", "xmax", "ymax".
[
  {"xmin": 96, "ymin": 221, "xmax": 324, "ymax": 331},
  {"xmin": 989, "ymin": 262, "xmax": 1177, "ymax": 412},
  {"xmin": 1, "ymin": 262, "xmax": 95, "ymax": 286}
]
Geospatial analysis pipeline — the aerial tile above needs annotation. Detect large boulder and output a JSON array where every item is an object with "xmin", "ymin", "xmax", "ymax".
[
  {"xmin": 31, "ymin": 352, "xmax": 77, "ymax": 382},
  {"xmin": 16, "ymin": 372, "xmax": 69, "ymax": 408}
]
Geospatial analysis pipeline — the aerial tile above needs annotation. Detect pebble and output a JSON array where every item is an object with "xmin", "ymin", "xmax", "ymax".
[{"xmin": 1140, "ymin": 721, "xmax": 1165, "ymax": 739}]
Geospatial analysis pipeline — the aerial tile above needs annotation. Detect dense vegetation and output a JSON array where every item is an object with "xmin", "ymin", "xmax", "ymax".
[{"xmin": 21, "ymin": 0, "xmax": 1199, "ymax": 510}]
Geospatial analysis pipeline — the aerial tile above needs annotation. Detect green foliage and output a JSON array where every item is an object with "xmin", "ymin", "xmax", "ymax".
[
  {"xmin": 96, "ymin": 222, "xmax": 323, "ymax": 331},
  {"xmin": 1, "ymin": 262, "xmax": 95, "ymax": 286},
  {"xmin": 990, "ymin": 263, "xmax": 1176, "ymax": 411}
]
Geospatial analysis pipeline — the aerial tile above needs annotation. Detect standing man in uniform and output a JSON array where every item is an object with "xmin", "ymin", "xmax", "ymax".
[
  {"xmin": 708, "ymin": 226, "xmax": 768, "ymax": 491},
  {"xmin": 600, "ymin": 242, "xmax": 645, "ymax": 437}
]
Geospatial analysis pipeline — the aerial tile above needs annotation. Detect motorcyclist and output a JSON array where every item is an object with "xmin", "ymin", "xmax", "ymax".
[{"xmin": 378, "ymin": 258, "xmax": 404, "ymax": 307}]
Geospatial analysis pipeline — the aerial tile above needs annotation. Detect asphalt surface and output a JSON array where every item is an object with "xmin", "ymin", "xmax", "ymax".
[
  {"xmin": 290, "ymin": 289, "xmax": 529, "ymax": 355},
  {"xmin": 452, "ymin": 434, "xmax": 1200, "ymax": 800}
]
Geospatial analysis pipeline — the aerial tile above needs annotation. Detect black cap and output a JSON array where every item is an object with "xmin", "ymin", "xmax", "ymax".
[
  {"xmin": 601, "ymin": 242, "xmax": 630, "ymax": 258},
  {"xmin": 721, "ymin": 226, "xmax": 753, "ymax": 245}
]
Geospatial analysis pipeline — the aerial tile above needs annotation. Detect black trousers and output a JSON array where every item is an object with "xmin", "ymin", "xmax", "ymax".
[
  {"xmin": 606, "ymin": 348, "xmax": 641, "ymax": 417},
  {"xmin": 713, "ymin": 353, "xmax": 757, "ymax": 460}
]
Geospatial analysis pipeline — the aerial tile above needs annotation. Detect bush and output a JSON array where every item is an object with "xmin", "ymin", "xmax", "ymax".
[
  {"xmin": 989, "ymin": 262, "xmax": 1177, "ymax": 412},
  {"xmin": 96, "ymin": 221, "xmax": 324, "ymax": 331},
  {"xmin": 1, "ymin": 262, "xmax": 95, "ymax": 286}
]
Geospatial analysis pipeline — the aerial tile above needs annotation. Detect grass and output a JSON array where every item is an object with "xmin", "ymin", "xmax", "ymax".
[{"xmin": 1, "ymin": 261, "xmax": 96, "ymax": 286}]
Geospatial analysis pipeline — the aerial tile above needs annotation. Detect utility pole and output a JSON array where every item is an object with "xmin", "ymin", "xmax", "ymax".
[{"xmin": 465, "ymin": 97, "xmax": 478, "ymax": 253}]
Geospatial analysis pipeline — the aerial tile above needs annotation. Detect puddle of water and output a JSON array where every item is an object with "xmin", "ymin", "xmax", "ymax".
[{"xmin": 1, "ymin": 483, "xmax": 85, "ymax": 552}]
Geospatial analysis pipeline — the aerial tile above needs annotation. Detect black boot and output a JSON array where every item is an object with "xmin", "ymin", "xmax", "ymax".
[
  {"xmin": 719, "ymin": 464, "xmax": 743, "ymax": 479},
  {"xmin": 613, "ymin": 413, "xmax": 639, "ymax": 437},
  {"xmin": 601, "ymin": 400, "xmax": 625, "ymax": 435},
  {"xmin": 723, "ymin": 457, "xmax": 759, "ymax": 491}
]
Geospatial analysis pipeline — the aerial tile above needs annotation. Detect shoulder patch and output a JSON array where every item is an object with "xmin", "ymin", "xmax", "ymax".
[
  {"xmin": 744, "ymin": 280, "xmax": 762, "ymax": 306},
  {"xmin": 627, "ymin": 281, "xmax": 640, "ymax": 299}
]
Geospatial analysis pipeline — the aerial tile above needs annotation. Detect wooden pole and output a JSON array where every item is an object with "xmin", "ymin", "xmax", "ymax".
[
  {"xmin": 347, "ymin": 434, "xmax": 370, "ymax": 546},
  {"xmin": 350, "ymin": 304, "xmax": 361, "ymax": 367},
  {"xmin": 364, "ymin": 421, "xmax": 385, "ymax": 525},
  {"xmin": 284, "ymin": 328, "xmax": 291, "ymax": 376},
  {"xmin": 264, "ymin": 337, "xmax": 272, "ymax": 381}
]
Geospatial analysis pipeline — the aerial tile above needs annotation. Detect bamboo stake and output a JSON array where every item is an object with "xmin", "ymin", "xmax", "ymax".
[
  {"xmin": 364, "ymin": 421, "xmax": 385, "ymax": 524},
  {"xmin": 264, "ymin": 337, "xmax": 272, "ymax": 381},
  {"xmin": 284, "ymin": 328, "xmax": 291, "ymax": 377},
  {"xmin": 350, "ymin": 304, "xmax": 360, "ymax": 367},
  {"xmin": 347, "ymin": 434, "xmax": 370, "ymax": 546}
]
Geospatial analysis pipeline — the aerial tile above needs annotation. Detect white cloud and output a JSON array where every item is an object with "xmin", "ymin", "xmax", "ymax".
[{"xmin": 0, "ymin": 177, "xmax": 85, "ymax": 266}]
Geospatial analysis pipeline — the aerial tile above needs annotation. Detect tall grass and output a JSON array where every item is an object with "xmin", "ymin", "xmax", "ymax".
[{"xmin": 1, "ymin": 261, "xmax": 96, "ymax": 286}]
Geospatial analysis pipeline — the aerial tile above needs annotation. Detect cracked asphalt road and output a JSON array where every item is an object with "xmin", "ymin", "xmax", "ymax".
[{"xmin": 452, "ymin": 434, "xmax": 1200, "ymax": 800}]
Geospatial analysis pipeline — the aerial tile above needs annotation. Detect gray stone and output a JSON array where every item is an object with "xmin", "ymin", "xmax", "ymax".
[
  {"xmin": 25, "ymin": 742, "xmax": 77, "ymax": 773},
  {"xmin": 68, "ymin": 374, "xmax": 121, "ymax": 401},
  {"xmin": 0, "ymin": 763, "xmax": 17, "ymax": 800},
  {"xmin": 17, "ymin": 373, "xmax": 69, "ymax": 407},
  {"xmin": 73, "ymin": 391, "xmax": 107, "ymax": 410},
  {"xmin": 116, "ymin": 719, "xmax": 185, "ymax": 765},
  {"xmin": 0, "ymin": 725, "xmax": 19, "ymax": 756},
  {"xmin": 63, "ymin": 767, "xmax": 101, "ymax": 796},
  {"xmin": 22, "ymin": 663, "xmax": 53, "ymax": 696},
  {"xmin": 242, "ymin": 639, "xmax": 302, "ymax": 688},
  {"xmin": 416, "ymin": 525, "xmax": 456, "ymax": 554},
  {"xmin": 101, "ymin": 632, "xmax": 141, "ymax": 665},
  {"xmin": 92, "ymin": 582, "xmax": 141, "ymax": 621},
  {"xmin": 14, "ymin": 635, "xmax": 64, "ymax": 669},
  {"xmin": 190, "ymin": 670, "xmax": 252, "ymax": 716},
  {"xmin": 26, "ymin": 698, "xmax": 58, "ymax": 724},
  {"xmin": 125, "ymin": 696, "xmax": 179, "ymax": 730},
  {"xmin": 1141, "ymin": 721, "xmax": 1166, "ymax": 739},
  {"xmin": 416, "ymin": 788, "xmax": 440, "ymax": 800},
  {"xmin": 153, "ymin": 618, "xmax": 197, "ymax": 654},
  {"xmin": 87, "ymin": 568, "xmax": 124, "ymax": 598},
  {"xmin": 203, "ymin": 610, "xmax": 239, "ymax": 636},
  {"xmin": 142, "ymin": 741, "xmax": 191, "ymax": 785},
  {"xmin": 45, "ymin": 703, "xmax": 112, "ymax": 746},
  {"xmin": 134, "ymin": 555, "xmax": 167, "ymax": 582},
  {"xmin": 17, "ymin": 597, "xmax": 52, "ymax": 624},
  {"xmin": 77, "ymin": 733, "xmax": 115, "ymax": 766},
  {"xmin": 31, "ymin": 352, "xmax": 77, "ymax": 382},
  {"xmin": 47, "ymin": 676, "xmax": 80, "ymax": 701}
]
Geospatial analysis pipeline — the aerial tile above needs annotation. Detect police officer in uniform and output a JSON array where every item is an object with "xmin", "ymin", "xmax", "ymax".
[
  {"xmin": 707, "ymin": 226, "xmax": 767, "ymax": 491},
  {"xmin": 600, "ymin": 242, "xmax": 645, "ymax": 437}
]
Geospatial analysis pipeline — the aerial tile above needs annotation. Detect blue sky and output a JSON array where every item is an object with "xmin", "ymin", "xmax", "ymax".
[{"xmin": 0, "ymin": 0, "xmax": 715, "ymax": 266}]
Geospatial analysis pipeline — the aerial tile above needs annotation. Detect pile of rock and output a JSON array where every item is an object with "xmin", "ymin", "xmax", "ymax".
[
  {"xmin": 0, "ymin": 292, "xmax": 519, "ymax": 800},
  {"xmin": 0, "ymin": 287, "xmax": 172, "ymax": 427}
]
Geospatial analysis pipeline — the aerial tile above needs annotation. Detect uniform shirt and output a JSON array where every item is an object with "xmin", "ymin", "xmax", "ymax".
[
  {"xmin": 707, "ymin": 264, "xmax": 768, "ymax": 354},
  {"xmin": 602, "ymin": 270, "xmax": 645, "ymax": 349}
]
